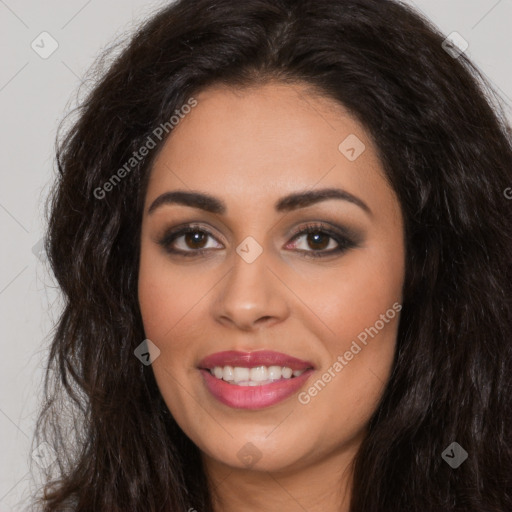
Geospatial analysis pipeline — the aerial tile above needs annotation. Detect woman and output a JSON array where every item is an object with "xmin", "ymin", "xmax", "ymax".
[{"xmin": 33, "ymin": 0, "xmax": 512, "ymax": 510}]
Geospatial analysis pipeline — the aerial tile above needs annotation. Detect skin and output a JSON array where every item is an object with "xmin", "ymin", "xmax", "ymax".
[{"xmin": 138, "ymin": 82, "xmax": 405, "ymax": 512}]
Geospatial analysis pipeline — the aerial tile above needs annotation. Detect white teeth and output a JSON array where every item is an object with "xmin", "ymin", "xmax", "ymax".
[
  {"xmin": 208, "ymin": 365, "xmax": 306, "ymax": 385},
  {"xmin": 233, "ymin": 367, "xmax": 250, "ymax": 383},
  {"xmin": 268, "ymin": 366, "xmax": 282, "ymax": 380},
  {"xmin": 281, "ymin": 367, "xmax": 293, "ymax": 379},
  {"xmin": 223, "ymin": 365, "xmax": 234, "ymax": 381},
  {"xmin": 249, "ymin": 366, "xmax": 268, "ymax": 381}
]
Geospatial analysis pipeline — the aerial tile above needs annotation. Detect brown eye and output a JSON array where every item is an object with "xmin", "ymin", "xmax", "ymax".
[
  {"xmin": 304, "ymin": 232, "xmax": 332, "ymax": 251},
  {"xmin": 182, "ymin": 230, "xmax": 209, "ymax": 250},
  {"xmin": 287, "ymin": 223, "xmax": 359, "ymax": 258},
  {"xmin": 158, "ymin": 222, "xmax": 359, "ymax": 259},
  {"xmin": 158, "ymin": 225, "xmax": 223, "ymax": 256}
]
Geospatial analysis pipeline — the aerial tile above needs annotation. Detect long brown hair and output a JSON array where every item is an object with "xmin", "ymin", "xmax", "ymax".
[{"xmin": 34, "ymin": 0, "xmax": 512, "ymax": 510}]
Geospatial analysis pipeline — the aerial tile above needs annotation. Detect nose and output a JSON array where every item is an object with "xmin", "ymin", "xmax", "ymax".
[{"xmin": 211, "ymin": 250, "xmax": 290, "ymax": 331}]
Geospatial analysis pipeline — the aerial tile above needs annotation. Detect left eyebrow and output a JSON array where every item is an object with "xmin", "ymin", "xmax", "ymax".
[{"xmin": 147, "ymin": 187, "xmax": 372, "ymax": 217}]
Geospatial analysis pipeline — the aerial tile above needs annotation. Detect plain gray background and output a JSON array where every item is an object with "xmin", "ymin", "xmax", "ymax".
[{"xmin": 0, "ymin": 0, "xmax": 511, "ymax": 509}]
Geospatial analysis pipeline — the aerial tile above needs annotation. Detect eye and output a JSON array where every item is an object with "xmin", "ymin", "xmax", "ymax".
[
  {"xmin": 157, "ymin": 222, "xmax": 359, "ymax": 258},
  {"xmin": 157, "ymin": 224, "xmax": 223, "ymax": 257},
  {"xmin": 286, "ymin": 222, "xmax": 358, "ymax": 258}
]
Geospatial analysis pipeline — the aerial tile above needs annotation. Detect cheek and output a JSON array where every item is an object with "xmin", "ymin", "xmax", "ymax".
[
  {"xmin": 137, "ymin": 253, "xmax": 202, "ymax": 408},
  {"xmin": 296, "ymin": 244, "xmax": 403, "ymax": 429},
  {"xmin": 296, "ymin": 244, "xmax": 403, "ymax": 349},
  {"xmin": 137, "ymin": 247, "xmax": 207, "ymax": 340}
]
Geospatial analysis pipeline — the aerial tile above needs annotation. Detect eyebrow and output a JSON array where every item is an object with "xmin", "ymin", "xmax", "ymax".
[{"xmin": 147, "ymin": 187, "xmax": 372, "ymax": 216}]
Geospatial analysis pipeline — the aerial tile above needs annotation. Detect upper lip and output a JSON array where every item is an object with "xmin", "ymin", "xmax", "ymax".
[{"xmin": 198, "ymin": 350, "xmax": 315, "ymax": 371}]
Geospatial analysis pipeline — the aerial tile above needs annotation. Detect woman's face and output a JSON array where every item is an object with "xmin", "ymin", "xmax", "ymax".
[{"xmin": 138, "ymin": 82, "xmax": 405, "ymax": 474}]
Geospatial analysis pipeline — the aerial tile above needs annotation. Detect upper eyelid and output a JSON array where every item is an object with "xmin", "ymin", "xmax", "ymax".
[
  {"xmin": 159, "ymin": 222, "xmax": 355, "ymax": 250},
  {"xmin": 164, "ymin": 222, "xmax": 344, "ymax": 239}
]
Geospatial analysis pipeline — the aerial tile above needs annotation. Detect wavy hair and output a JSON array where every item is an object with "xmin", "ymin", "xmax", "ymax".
[{"xmin": 33, "ymin": 0, "xmax": 512, "ymax": 510}]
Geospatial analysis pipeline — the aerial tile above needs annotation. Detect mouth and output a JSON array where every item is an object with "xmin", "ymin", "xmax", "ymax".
[
  {"xmin": 205, "ymin": 364, "xmax": 308, "ymax": 385},
  {"xmin": 197, "ymin": 350, "xmax": 315, "ymax": 409}
]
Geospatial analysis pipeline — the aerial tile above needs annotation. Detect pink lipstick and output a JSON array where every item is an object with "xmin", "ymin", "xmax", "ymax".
[{"xmin": 198, "ymin": 350, "xmax": 315, "ymax": 409}]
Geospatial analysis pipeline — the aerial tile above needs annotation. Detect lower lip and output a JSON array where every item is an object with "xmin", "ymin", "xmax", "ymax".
[{"xmin": 199, "ymin": 369, "xmax": 314, "ymax": 409}]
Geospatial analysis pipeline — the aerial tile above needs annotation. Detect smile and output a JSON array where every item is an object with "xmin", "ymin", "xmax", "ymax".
[
  {"xmin": 208, "ymin": 365, "xmax": 306, "ymax": 385},
  {"xmin": 198, "ymin": 350, "xmax": 315, "ymax": 409}
]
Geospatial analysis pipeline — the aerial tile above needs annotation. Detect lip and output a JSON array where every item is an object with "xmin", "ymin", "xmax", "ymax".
[
  {"xmin": 198, "ymin": 350, "xmax": 315, "ymax": 371},
  {"xmin": 197, "ymin": 350, "xmax": 315, "ymax": 409},
  {"xmin": 200, "ymin": 368, "xmax": 315, "ymax": 409}
]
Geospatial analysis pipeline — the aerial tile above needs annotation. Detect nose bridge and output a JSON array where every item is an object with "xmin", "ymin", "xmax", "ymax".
[
  {"xmin": 230, "ymin": 243, "xmax": 270, "ymax": 296},
  {"xmin": 212, "ymin": 240, "xmax": 288, "ymax": 329}
]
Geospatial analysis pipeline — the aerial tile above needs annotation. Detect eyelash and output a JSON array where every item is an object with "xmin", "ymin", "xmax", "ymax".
[{"xmin": 157, "ymin": 222, "xmax": 359, "ymax": 259}]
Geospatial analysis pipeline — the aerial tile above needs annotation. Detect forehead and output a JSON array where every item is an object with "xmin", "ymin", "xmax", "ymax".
[{"xmin": 145, "ymin": 82, "xmax": 390, "ymax": 212}]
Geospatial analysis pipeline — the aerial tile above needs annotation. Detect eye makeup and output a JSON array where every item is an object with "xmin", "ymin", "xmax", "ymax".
[{"xmin": 155, "ymin": 220, "xmax": 363, "ymax": 259}]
